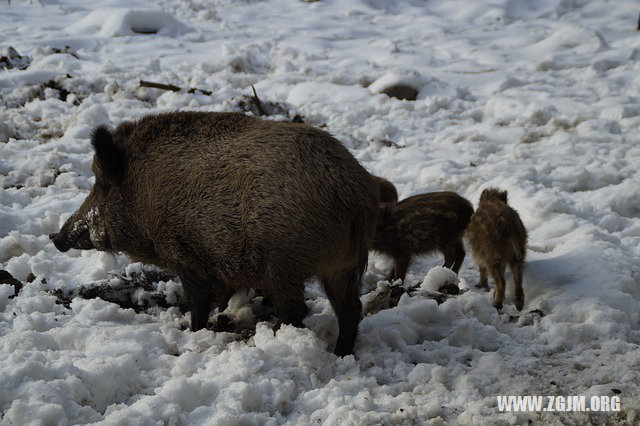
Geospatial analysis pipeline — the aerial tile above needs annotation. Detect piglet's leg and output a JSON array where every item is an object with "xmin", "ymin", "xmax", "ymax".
[
  {"xmin": 476, "ymin": 265, "xmax": 489, "ymax": 289},
  {"xmin": 489, "ymin": 263, "xmax": 506, "ymax": 310},
  {"xmin": 389, "ymin": 256, "xmax": 410, "ymax": 283},
  {"xmin": 444, "ymin": 240, "xmax": 465, "ymax": 274},
  {"xmin": 511, "ymin": 260, "xmax": 525, "ymax": 311}
]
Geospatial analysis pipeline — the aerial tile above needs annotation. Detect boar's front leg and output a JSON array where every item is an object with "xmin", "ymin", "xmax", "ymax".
[{"xmin": 181, "ymin": 274, "xmax": 214, "ymax": 331}]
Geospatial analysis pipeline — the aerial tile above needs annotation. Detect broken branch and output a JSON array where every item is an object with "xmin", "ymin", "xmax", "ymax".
[{"xmin": 139, "ymin": 80, "xmax": 212, "ymax": 96}]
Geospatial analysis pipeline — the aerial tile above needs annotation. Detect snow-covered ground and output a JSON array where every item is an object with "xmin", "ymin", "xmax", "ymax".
[{"xmin": 1, "ymin": 0, "xmax": 639, "ymax": 423}]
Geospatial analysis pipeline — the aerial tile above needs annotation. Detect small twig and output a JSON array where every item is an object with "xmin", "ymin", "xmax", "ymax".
[
  {"xmin": 187, "ymin": 87, "xmax": 212, "ymax": 96},
  {"xmin": 139, "ymin": 80, "xmax": 212, "ymax": 96},
  {"xmin": 140, "ymin": 80, "xmax": 181, "ymax": 92},
  {"xmin": 251, "ymin": 85, "xmax": 267, "ymax": 116}
]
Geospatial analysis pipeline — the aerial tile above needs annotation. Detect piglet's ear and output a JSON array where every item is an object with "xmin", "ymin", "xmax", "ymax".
[{"xmin": 91, "ymin": 125, "xmax": 124, "ymax": 183}]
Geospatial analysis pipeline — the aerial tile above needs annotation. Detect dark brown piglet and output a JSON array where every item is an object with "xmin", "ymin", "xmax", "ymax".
[
  {"xmin": 372, "ymin": 191, "xmax": 474, "ymax": 282},
  {"xmin": 371, "ymin": 175, "xmax": 398, "ymax": 204}
]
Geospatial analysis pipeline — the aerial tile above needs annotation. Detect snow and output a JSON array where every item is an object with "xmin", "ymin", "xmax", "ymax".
[
  {"xmin": 1, "ymin": 0, "xmax": 639, "ymax": 423},
  {"xmin": 69, "ymin": 8, "xmax": 193, "ymax": 38}
]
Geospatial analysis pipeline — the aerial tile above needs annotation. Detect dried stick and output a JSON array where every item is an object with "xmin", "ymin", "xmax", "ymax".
[
  {"xmin": 251, "ymin": 85, "xmax": 267, "ymax": 116},
  {"xmin": 139, "ymin": 80, "xmax": 212, "ymax": 96}
]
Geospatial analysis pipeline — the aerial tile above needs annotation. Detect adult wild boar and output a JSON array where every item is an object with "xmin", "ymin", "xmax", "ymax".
[{"xmin": 50, "ymin": 111, "xmax": 378, "ymax": 356}]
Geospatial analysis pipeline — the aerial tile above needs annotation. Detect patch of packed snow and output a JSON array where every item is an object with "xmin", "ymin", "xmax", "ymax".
[
  {"xmin": 1, "ymin": 0, "xmax": 639, "ymax": 423},
  {"xmin": 69, "ymin": 8, "xmax": 193, "ymax": 38}
]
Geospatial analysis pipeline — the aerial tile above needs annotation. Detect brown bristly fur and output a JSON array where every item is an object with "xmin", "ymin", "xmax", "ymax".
[
  {"xmin": 372, "ymin": 191, "xmax": 474, "ymax": 282},
  {"xmin": 371, "ymin": 175, "xmax": 398, "ymax": 204},
  {"xmin": 465, "ymin": 187, "xmax": 528, "ymax": 311},
  {"xmin": 51, "ymin": 111, "xmax": 379, "ymax": 356}
]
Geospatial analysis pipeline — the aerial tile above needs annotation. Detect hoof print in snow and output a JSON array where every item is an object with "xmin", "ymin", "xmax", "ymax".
[
  {"xmin": 0, "ymin": 46, "xmax": 30, "ymax": 70},
  {"xmin": 0, "ymin": 270, "xmax": 23, "ymax": 298},
  {"xmin": 381, "ymin": 84, "xmax": 418, "ymax": 101}
]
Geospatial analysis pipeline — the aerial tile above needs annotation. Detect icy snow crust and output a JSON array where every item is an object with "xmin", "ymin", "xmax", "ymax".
[{"xmin": 1, "ymin": 0, "xmax": 640, "ymax": 423}]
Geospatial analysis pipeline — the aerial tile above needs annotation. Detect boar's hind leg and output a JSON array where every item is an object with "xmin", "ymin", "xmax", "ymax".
[
  {"xmin": 511, "ymin": 259, "xmax": 525, "ymax": 311},
  {"xmin": 181, "ymin": 276, "xmax": 214, "ymax": 331},
  {"xmin": 444, "ymin": 240, "xmax": 465, "ymax": 274},
  {"xmin": 321, "ymin": 260, "xmax": 365, "ymax": 357},
  {"xmin": 266, "ymin": 272, "xmax": 309, "ymax": 328}
]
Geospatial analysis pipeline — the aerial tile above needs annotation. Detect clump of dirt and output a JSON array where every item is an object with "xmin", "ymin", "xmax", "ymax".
[
  {"xmin": 48, "ymin": 268, "xmax": 188, "ymax": 313},
  {"xmin": 362, "ymin": 281, "xmax": 460, "ymax": 317},
  {"xmin": 0, "ymin": 270, "xmax": 23, "ymax": 298},
  {"xmin": 438, "ymin": 282, "xmax": 460, "ymax": 295},
  {"xmin": 381, "ymin": 84, "xmax": 418, "ymax": 101},
  {"xmin": 0, "ymin": 47, "xmax": 30, "ymax": 70},
  {"xmin": 227, "ymin": 87, "xmax": 304, "ymax": 122}
]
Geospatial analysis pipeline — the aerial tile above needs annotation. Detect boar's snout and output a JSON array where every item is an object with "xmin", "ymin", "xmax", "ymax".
[
  {"xmin": 50, "ymin": 220, "xmax": 95, "ymax": 252},
  {"xmin": 50, "ymin": 232, "xmax": 72, "ymax": 252}
]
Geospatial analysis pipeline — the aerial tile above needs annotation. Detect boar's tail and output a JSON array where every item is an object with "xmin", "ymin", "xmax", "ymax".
[
  {"xmin": 348, "ymin": 208, "xmax": 376, "ymax": 275},
  {"xmin": 511, "ymin": 239, "xmax": 526, "ymax": 261}
]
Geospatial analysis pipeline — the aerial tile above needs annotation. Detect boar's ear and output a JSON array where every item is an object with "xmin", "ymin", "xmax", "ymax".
[{"xmin": 91, "ymin": 125, "xmax": 124, "ymax": 183}]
